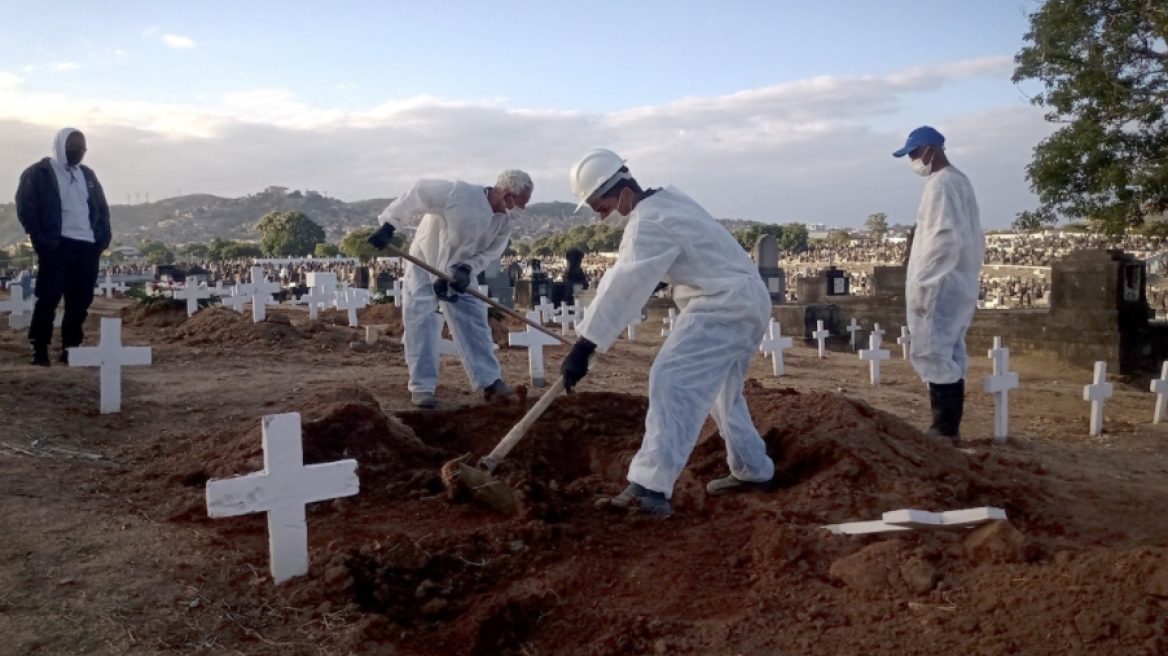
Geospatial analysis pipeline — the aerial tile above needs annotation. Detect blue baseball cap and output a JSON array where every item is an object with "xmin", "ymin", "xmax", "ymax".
[{"xmin": 893, "ymin": 126, "xmax": 945, "ymax": 158}]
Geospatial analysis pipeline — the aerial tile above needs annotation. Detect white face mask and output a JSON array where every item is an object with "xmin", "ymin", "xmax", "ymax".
[
  {"xmin": 600, "ymin": 192, "xmax": 632, "ymax": 229},
  {"xmin": 911, "ymin": 148, "xmax": 934, "ymax": 177}
]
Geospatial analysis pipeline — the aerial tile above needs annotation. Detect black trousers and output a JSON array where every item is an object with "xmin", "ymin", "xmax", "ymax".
[{"xmin": 29, "ymin": 238, "xmax": 100, "ymax": 348}]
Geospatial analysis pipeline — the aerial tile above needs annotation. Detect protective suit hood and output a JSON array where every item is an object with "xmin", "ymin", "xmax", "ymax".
[{"xmin": 51, "ymin": 127, "xmax": 82, "ymax": 167}]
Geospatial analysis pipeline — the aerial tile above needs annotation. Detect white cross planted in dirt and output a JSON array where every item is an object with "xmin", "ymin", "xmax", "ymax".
[
  {"xmin": 220, "ymin": 291, "xmax": 250, "ymax": 314},
  {"xmin": 334, "ymin": 291, "xmax": 366, "ymax": 327},
  {"xmin": 205, "ymin": 413, "xmax": 359, "ymax": 585},
  {"xmin": 1151, "ymin": 361, "xmax": 1168, "ymax": 425},
  {"xmin": 211, "ymin": 281, "xmax": 231, "ymax": 297},
  {"xmin": 248, "ymin": 267, "xmax": 282, "ymax": 323},
  {"xmin": 859, "ymin": 330, "xmax": 890, "ymax": 386},
  {"xmin": 553, "ymin": 304, "xmax": 575, "ymax": 336},
  {"xmin": 846, "ymin": 318, "xmax": 862, "ymax": 351},
  {"xmin": 897, "ymin": 326, "xmax": 911, "ymax": 360},
  {"xmin": 509, "ymin": 310, "xmax": 561, "ymax": 387},
  {"xmin": 758, "ymin": 319, "xmax": 794, "ymax": 376},
  {"xmin": 68, "ymin": 318, "xmax": 152, "ymax": 414},
  {"xmin": 572, "ymin": 301, "xmax": 588, "ymax": 336},
  {"xmin": 812, "ymin": 320, "xmax": 829, "ymax": 358},
  {"xmin": 0, "ymin": 286, "xmax": 36, "ymax": 329},
  {"xmin": 661, "ymin": 308, "xmax": 677, "ymax": 337},
  {"xmin": 535, "ymin": 296, "xmax": 554, "ymax": 323},
  {"xmin": 383, "ymin": 279, "xmax": 404, "ymax": 306},
  {"xmin": 627, "ymin": 315, "xmax": 643, "ymax": 342},
  {"xmin": 983, "ymin": 337, "xmax": 1020, "ymax": 444},
  {"xmin": 300, "ymin": 286, "xmax": 332, "ymax": 321},
  {"xmin": 94, "ymin": 274, "xmax": 128, "ymax": 298},
  {"xmin": 172, "ymin": 282, "xmax": 211, "ymax": 317},
  {"xmin": 1083, "ymin": 361, "xmax": 1114, "ymax": 437},
  {"xmin": 871, "ymin": 323, "xmax": 886, "ymax": 343}
]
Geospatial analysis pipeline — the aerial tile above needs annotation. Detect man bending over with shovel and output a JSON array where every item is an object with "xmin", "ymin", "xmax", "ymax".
[
  {"xmin": 562, "ymin": 149, "xmax": 775, "ymax": 516},
  {"xmin": 369, "ymin": 170, "xmax": 533, "ymax": 408}
]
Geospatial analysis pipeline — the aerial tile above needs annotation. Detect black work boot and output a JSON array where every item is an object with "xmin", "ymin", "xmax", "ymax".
[
  {"xmin": 30, "ymin": 343, "xmax": 50, "ymax": 367},
  {"xmin": 925, "ymin": 379, "xmax": 965, "ymax": 446},
  {"xmin": 58, "ymin": 348, "xmax": 70, "ymax": 364}
]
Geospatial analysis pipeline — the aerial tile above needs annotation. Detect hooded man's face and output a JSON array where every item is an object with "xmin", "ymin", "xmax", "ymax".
[{"xmin": 65, "ymin": 132, "xmax": 86, "ymax": 166}]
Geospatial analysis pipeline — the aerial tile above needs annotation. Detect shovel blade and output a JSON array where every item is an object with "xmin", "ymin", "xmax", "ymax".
[{"xmin": 457, "ymin": 463, "xmax": 520, "ymax": 516}]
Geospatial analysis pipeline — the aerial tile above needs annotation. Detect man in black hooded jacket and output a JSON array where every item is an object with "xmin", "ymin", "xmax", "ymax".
[{"xmin": 15, "ymin": 127, "xmax": 111, "ymax": 366}]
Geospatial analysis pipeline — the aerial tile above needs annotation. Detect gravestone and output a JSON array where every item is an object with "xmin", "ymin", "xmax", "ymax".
[
  {"xmin": 352, "ymin": 266, "xmax": 370, "ymax": 290},
  {"xmin": 482, "ymin": 260, "xmax": 514, "ymax": 309},
  {"xmin": 859, "ymin": 330, "xmax": 890, "ymax": 385},
  {"xmin": 1083, "ymin": 361, "xmax": 1114, "ymax": 437},
  {"xmin": 173, "ymin": 282, "xmax": 211, "ymax": 317},
  {"xmin": 897, "ymin": 326, "xmax": 911, "ymax": 360},
  {"xmin": 507, "ymin": 262, "xmax": 524, "ymax": 286},
  {"xmin": 984, "ymin": 337, "xmax": 1020, "ymax": 444},
  {"xmin": 753, "ymin": 234, "xmax": 786, "ymax": 304},
  {"xmin": 68, "ymin": 318, "xmax": 152, "ymax": 414},
  {"xmin": 812, "ymin": 320, "xmax": 829, "ymax": 358},
  {"xmin": 846, "ymin": 318, "xmax": 862, "ymax": 351},
  {"xmin": 95, "ymin": 274, "xmax": 128, "ymax": 298},
  {"xmin": 334, "ymin": 291, "xmax": 366, "ymax": 327},
  {"xmin": 508, "ymin": 310, "xmax": 561, "ymax": 387},
  {"xmin": 0, "ymin": 286, "xmax": 36, "ymax": 329},
  {"xmin": 1152, "ymin": 361, "xmax": 1168, "ymax": 425},
  {"xmin": 553, "ymin": 304, "xmax": 575, "ymax": 336},
  {"xmin": 220, "ymin": 292, "xmax": 250, "ymax": 314},
  {"xmin": 873, "ymin": 265, "xmax": 908, "ymax": 299},
  {"xmin": 205, "ymin": 413, "xmax": 359, "ymax": 584},
  {"xmin": 759, "ymin": 320, "xmax": 794, "ymax": 376},
  {"xmin": 627, "ymin": 315, "xmax": 643, "ymax": 341}
]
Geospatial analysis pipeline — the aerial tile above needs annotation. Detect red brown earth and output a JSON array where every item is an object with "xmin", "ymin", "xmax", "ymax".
[{"xmin": 2, "ymin": 294, "xmax": 1168, "ymax": 655}]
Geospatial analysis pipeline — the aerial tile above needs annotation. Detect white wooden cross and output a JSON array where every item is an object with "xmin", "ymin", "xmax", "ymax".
[
  {"xmin": 306, "ymin": 271, "xmax": 337, "ymax": 292},
  {"xmin": 627, "ymin": 315, "xmax": 643, "ymax": 341},
  {"xmin": 846, "ymin": 318, "xmax": 862, "ymax": 350},
  {"xmin": 172, "ymin": 282, "xmax": 211, "ymax": 317},
  {"xmin": 535, "ymin": 296, "xmax": 555, "ymax": 323},
  {"xmin": 1083, "ymin": 361, "xmax": 1114, "ymax": 437},
  {"xmin": 983, "ymin": 337, "xmax": 1020, "ymax": 443},
  {"xmin": 383, "ymin": 279, "xmax": 404, "ymax": 306},
  {"xmin": 897, "ymin": 326, "xmax": 911, "ymax": 360},
  {"xmin": 220, "ymin": 291, "xmax": 250, "ymax": 314},
  {"xmin": 859, "ymin": 330, "xmax": 890, "ymax": 385},
  {"xmin": 334, "ymin": 290, "xmax": 366, "ymax": 327},
  {"xmin": 1151, "ymin": 361, "xmax": 1168, "ymax": 425},
  {"xmin": 572, "ymin": 301, "xmax": 588, "ymax": 336},
  {"xmin": 812, "ymin": 320, "xmax": 830, "ymax": 358},
  {"xmin": 94, "ymin": 274, "xmax": 128, "ymax": 298},
  {"xmin": 300, "ymin": 286, "xmax": 332, "ymax": 321},
  {"xmin": 871, "ymin": 323, "xmax": 886, "ymax": 343},
  {"xmin": 211, "ymin": 280, "xmax": 231, "ymax": 297},
  {"xmin": 249, "ymin": 267, "xmax": 282, "ymax": 323},
  {"xmin": 553, "ymin": 304, "xmax": 575, "ymax": 336},
  {"xmin": 68, "ymin": 318, "xmax": 152, "ymax": 414},
  {"xmin": 661, "ymin": 308, "xmax": 677, "ymax": 337},
  {"xmin": 205, "ymin": 413, "xmax": 359, "ymax": 584},
  {"xmin": 0, "ymin": 286, "xmax": 36, "ymax": 329},
  {"xmin": 758, "ymin": 319, "xmax": 794, "ymax": 376},
  {"xmin": 508, "ymin": 310, "xmax": 561, "ymax": 387}
]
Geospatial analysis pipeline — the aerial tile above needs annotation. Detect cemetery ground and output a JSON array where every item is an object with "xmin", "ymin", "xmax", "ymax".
[{"xmin": 2, "ymin": 296, "xmax": 1168, "ymax": 656}]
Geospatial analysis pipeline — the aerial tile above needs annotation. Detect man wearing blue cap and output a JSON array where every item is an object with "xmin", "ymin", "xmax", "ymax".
[{"xmin": 893, "ymin": 126, "xmax": 984, "ymax": 445}]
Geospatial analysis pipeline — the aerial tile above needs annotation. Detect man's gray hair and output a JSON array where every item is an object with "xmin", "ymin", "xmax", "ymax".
[{"xmin": 496, "ymin": 169, "xmax": 534, "ymax": 195}]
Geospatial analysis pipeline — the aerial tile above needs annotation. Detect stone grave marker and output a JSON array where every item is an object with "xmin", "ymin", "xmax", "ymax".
[
  {"xmin": 812, "ymin": 320, "xmax": 829, "ymax": 358},
  {"xmin": 68, "ymin": 318, "xmax": 152, "ymax": 414},
  {"xmin": 983, "ymin": 337, "xmax": 1020, "ymax": 444},
  {"xmin": 1152, "ymin": 361, "xmax": 1168, "ymax": 425},
  {"xmin": 1083, "ymin": 361, "xmax": 1114, "ymax": 437},
  {"xmin": 859, "ymin": 329, "xmax": 890, "ymax": 385},
  {"xmin": 509, "ymin": 310, "xmax": 561, "ymax": 387},
  {"xmin": 759, "ymin": 319, "xmax": 794, "ymax": 376},
  {"xmin": 205, "ymin": 413, "xmax": 359, "ymax": 584}
]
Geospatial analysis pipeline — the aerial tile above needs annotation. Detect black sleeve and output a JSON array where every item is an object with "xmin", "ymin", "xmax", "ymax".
[{"xmin": 14, "ymin": 166, "xmax": 44, "ymax": 246}]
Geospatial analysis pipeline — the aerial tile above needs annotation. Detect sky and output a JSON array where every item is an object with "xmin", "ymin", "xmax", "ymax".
[{"xmin": 0, "ymin": 1, "xmax": 1055, "ymax": 230}]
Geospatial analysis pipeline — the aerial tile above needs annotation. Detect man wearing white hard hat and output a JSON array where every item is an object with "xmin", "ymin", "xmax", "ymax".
[{"xmin": 561, "ymin": 148, "xmax": 775, "ymax": 516}]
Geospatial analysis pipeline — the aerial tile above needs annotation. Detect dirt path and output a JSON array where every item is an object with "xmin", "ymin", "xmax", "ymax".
[{"xmin": 2, "ymin": 296, "xmax": 1167, "ymax": 655}]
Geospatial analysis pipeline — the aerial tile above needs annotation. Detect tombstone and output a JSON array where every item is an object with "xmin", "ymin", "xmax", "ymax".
[
  {"xmin": 627, "ymin": 315, "xmax": 643, "ymax": 341},
  {"xmin": 1083, "ymin": 361, "xmax": 1114, "ymax": 437},
  {"xmin": 535, "ymin": 296, "xmax": 555, "ymax": 323},
  {"xmin": 897, "ymin": 326, "xmax": 911, "ymax": 360},
  {"xmin": 859, "ymin": 330, "xmax": 890, "ymax": 385},
  {"xmin": 1152, "ymin": 361, "xmax": 1168, "ymax": 425},
  {"xmin": 812, "ymin": 320, "xmax": 830, "ymax": 358},
  {"xmin": 365, "ymin": 326, "xmax": 381, "ymax": 345},
  {"xmin": 553, "ymin": 304, "xmax": 575, "ymax": 336},
  {"xmin": 155, "ymin": 264, "xmax": 182, "ymax": 283},
  {"xmin": 482, "ymin": 259, "xmax": 514, "ymax": 309},
  {"xmin": 249, "ymin": 266, "xmax": 282, "ymax": 323},
  {"xmin": 984, "ymin": 337, "xmax": 1020, "ymax": 444},
  {"xmin": 374, "ymin": 271, "xmax": 394, "ymax": 294},
  {"xmin": 173, "ymin": 282, "xmax": 211, "ymax": 317},
  {"xmin": 95, "ymin": 274, "xmax": 128, "ymax": 298},
  {"xmin": 824, "ymin": 267, "xmax": 850, "ymax": 296},
  {"xmin": 759, "ymin": 320, "xmax": 794, "ymax": 376},
  {"xmin": 205, "ymin": 413, "xmax": 359, "ymax": 584},
  {"xmin": 872, "ymin": 265, "xmax": 908, "ymax": 299},
  {"xmin": 352, "ymin": 265, "xmax": 370, "ymax": 289},
  {"xmin": 300, "ymin": 286, "xmax": 332, "ymax": 321},
  {"xmin": 382, "ymin": 279, "xmax": 404, "ymax": 307},
  {"xmin": 67, "ymin": 318, "xmax": 152, "ymax": 414},
  {"xmin": 220, "ymin": 293, "xmax": 250, "ymax": 314},
  {"xmin": 306, "ymin": 272, "xmax": 338, "ymax": 292},
  {"xmin": 661, "ymin": 308, "xmax": 677, "ymax": 337},
  {"xmin": 846, "ymin": 318, "xmax": 862, "ymax": 351},
  {"xmin": 752, "ymin": 234, "xmax": 786, "ymax": 304},
  {"xmin": 508, "ymin": 310, "xmax": 561, "ymax": 387},
  {"xmin": 0, "ymin": 286, "xmax": 36, "ymax": 329},
  {"xmin": 335, "ymin": 290, "xmax": 366, "ymax": 327},
  {"xmin": 507, "ymin": 262, "xmax": 524, "ymax": 287}
]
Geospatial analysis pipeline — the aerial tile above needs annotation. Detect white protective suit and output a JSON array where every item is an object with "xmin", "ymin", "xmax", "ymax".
[
  {"xmin": 577, "ymin": 187, "xmax": 775, "ymax": 496},
  {"xmin": 378, "ymin": 180, "xmax": 511, "ymax": 393},
  {"xmin": 905, "ymin": 167, "xmax": 985, "ymax": 384}
]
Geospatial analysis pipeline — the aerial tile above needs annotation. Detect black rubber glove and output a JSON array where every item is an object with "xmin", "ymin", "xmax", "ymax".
[
  {"xmin": 367, "ymin": 223, "xmax": 396, "ymax": 250},
  {"xmin": 654, "ymin": 281, "xmax": 669, "ymax": 293},
  {"xmin": 433, "ymin": 278, "xmax": 454, "ymax": 301},
  {"xmin": 450, "ymin": 264, "xmax": 473, "ymax": 293},
  {"xmin": 561, "ymin": 338, "xmax": 597, "ymax": 391}
]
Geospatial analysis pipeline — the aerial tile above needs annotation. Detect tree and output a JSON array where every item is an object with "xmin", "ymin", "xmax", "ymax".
[
  {"xmin": 732, "ymin": 224, "xmax": 784, "ymax": 251},
  {"xmin": 825, "ymin": 229, "xmax": 852, "ymax": 246},
  {"xmin": 315, "ymin": 242, "xmax": 341, "ymax": 258},
  {"xmin": 182, "ymin": 243, "xmax": 209, "ymax": 259},
  {"xmin": 207, "ymin": 238, "xmax": 263, "ymax": 261},
  {"xmin": 339, "ymin": 226, "xmax": 405, "ymax": 262},
  {"xmin": 778, "ymin": 223, "xmax": 809, "ymax": 253},
  {"xmin": 255, "ymin": 211, "xmax": 326, "ymax": 257},
  {"xmin": 139, "ymin": 240, "xmax": 175, "ymax": 265},
  {"xmin": 865, "ymin": 212, "xmax": 889, "ymax": 240},
  {"xmin": 514, "ymin": 242, "xmax": 531, "ymax": 257},
  {"xmin": 1013, "ymin": 0, "xmax": 1168, "ymax": 234}
]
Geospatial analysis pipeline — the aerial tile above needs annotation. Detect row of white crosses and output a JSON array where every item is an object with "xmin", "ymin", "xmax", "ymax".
[
  {"xmin": 1078, "ymin": 360, "xmax": 1168, "ymax": 434},
  {"xmin": 95, "ymin": 274, "xmax": 129, "ymax": 298}
]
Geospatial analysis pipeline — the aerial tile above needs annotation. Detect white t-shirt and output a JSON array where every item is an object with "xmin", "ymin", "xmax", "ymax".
[{"xmin": 51, "ymin": 160, "xmax": 95, "ymax": 243}]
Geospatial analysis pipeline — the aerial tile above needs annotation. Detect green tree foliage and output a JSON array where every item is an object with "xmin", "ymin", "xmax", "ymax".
[
  {"xmin": 825, "ymin": 229, "xmax": 852, "ymax": 246},
  {"xmin": 778, "ymin": 223, "xmax": 810, "ymax": 253},
  {"xmin": 339, "ymin": 226, "xmax": 406, "ymax": 262},
  {"xmin": 255, "ymin": 211, "xmax": 326, "ymax": 257},
  {"xmin": 513, "ymin": 242, "xmax": 531, "ymax": 257},
  {"xmin": 315, "ymin": 242, "xmax": 341, "ymax": 258},
  {"xmin": 865, "ymin": 212, "xmax": 889, "ymax": 240},
  {"xmin": 1142, "ymin": 220, "xmax": 1168, "ymax": 238},
  {"xmin": 529, "ymin": 224, "xmax": 623, "ymax": 256},
  {"xmin": 1013, "ymin": 0, "xmax": 1168, "ymax": 234},
  {"xmin": 732, "ymin": 224, "xmax": 784, "ymax": 250},
  {"xmin": 139, "ymin": 239, "xmax": 175, "ymax": 265},
  {"xmin": 206, "ymin": 238, "xmax": 263, "ymax": 261},
  {"xmin": 182, "ymin": 243, "xmax": 209, "ymax": 259}
]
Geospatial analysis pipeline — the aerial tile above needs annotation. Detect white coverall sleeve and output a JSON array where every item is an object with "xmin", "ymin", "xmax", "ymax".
[
  {"xmin": 578, "ymin": 220, "xmax": 681, "ymax": 352},
  {"xmin": 377, "ymin": 179, "xmax": 455, "ymax": 229},
  {"xmin": 460, "ymin": 220, "xmax": 510, "ymax": 274},
  {"xmin": 913, "ymin": 182, "xmax": 965, "ymax": 289}
]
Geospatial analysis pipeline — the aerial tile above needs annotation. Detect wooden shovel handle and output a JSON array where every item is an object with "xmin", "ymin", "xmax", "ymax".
[{"xmin": 479, "ymin": 376, "xmax": 568, "ymax": 472}]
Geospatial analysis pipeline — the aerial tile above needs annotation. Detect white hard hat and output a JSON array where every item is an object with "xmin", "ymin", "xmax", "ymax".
[{"xmin": 569, "ymin": 148, "xmax": 628, "ymax": 212}]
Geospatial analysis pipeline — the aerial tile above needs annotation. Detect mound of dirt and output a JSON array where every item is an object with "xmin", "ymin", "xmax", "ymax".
[
  {"xmin": 120, "ymin": 301, "xmax": 189, "ymax": 328},
  {"xmin": 170, "ymin": 306, "xmax": 385, "ymax": 352}
]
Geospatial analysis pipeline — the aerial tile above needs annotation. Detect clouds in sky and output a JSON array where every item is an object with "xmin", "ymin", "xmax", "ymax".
[
  {"xmin": 161, "ymin": 34, "xmax": 195, "ymax": 50},
  {"xmin": 0, "ymin": 56, "xmax": 1053, "ymax": 228}
]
